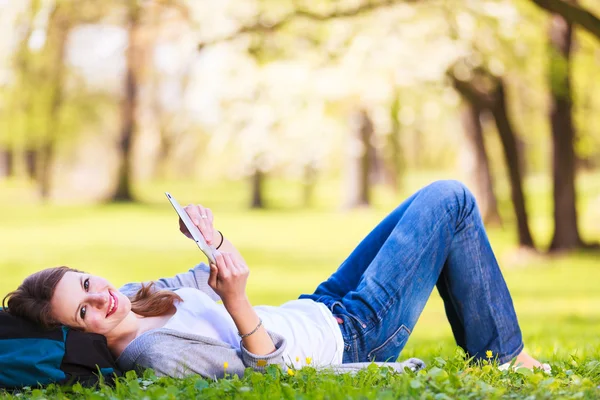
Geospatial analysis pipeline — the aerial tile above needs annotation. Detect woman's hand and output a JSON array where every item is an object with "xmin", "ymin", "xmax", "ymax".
[
  {"xmin": 180, "ymin": 204, "xmax": 217, "ymax": 246},
  {"xmin": 208, "ymin": 251, "xmax": 276, "ymax": 356},
  {"xmin": 207, "ymin": 251, "xmax": 250, "ymax": 309}
]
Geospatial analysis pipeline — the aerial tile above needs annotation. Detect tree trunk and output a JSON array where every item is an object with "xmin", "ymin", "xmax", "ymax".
[
  {"xmin": 302, "ymin": 162, "xmax": 317, "ymax": 208},
  {"xmin": 489, "ymin": 80, "xmax": 535, "ymax": 248},
  {"xmin": 449, "ymin": 67, "xmax": 533, "ymax": 247},
  {"xmin": 112, "ymin": 5, "xmax": 142, "ymax": 202},
  {"xmin": 548, "ymin": 5, "xmax": 582, "ymax": 250},
  {"xmin": 37, "ymin": 5, "xmax": 70, "ymax": 201},
  {"xmin": 386, "ymin": 90, "xmax": 403, "ymax": 192},
  {"xmin": 344, "ymin": 108, "xmax": 374, "ymax": 208},
  {"xmin": 459, "ymin": 103, "xmax": 502, "ymax": 226},
  {"xmin": 38, "ymin": 141, "xmax": 56, "ymax": 199},
  {"xmin": 529, "ymin": 0, "xmax": 600, "ymax": 41},
  {"xmin": 0, "ymin": 149, "xmax": 14, "ymax": 178},
  {"xmin": 250, "ymin": 165, "xmax": 264, "ymax": 209},
  {"xmin": 24, "ymin": 149, "xmax": 37, "ymax": 180}
]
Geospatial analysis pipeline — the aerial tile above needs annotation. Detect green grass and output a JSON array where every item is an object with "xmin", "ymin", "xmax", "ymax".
[{"xmin": 1, "ymin": 173, "xmax": 600, "ymax": 398}]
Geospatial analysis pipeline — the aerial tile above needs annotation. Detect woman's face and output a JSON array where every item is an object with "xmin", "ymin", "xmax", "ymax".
[{"xmin": 50, "ymin": 271, "xmax": 131, "ymax": 335}]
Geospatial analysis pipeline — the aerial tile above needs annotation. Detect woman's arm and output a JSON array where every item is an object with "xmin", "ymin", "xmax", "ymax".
[
  {"xmin": 209, "ymin": 252, "xmax": 276, "ymax": 356},
  {"xmin": 182, "ymin": 204, "xmax": 276, "ymax": 355},
  {"xmin": 212, "ymin": 231, "xmax": 242, "ymax": 261}
]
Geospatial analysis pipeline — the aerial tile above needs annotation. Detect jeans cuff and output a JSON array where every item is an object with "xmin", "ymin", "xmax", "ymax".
[{"xmin": 496, "ymin": 341, "xmax": 524, "ymax": 365}]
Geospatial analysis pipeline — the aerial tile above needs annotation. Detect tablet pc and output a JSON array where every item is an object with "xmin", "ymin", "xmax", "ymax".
[{"xmin": 165, "ymin": 192, "xmax": 216, "ymax": 264}]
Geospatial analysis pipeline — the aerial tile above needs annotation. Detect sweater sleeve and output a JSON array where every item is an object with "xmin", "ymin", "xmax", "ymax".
[
  {"xmin": 239, "ymin": 330, "xmax": 288, "ymax": 372},
  {"xmin": 118, "ymin": 263, "xmax": 220, "ymax": 301},
  {"xmin": 120, "ymin": 330, "xmax": 289, "ymax": 380},
  {"xmin": 133, "ymin": 343, "xmax": 241, "ymax": 380}
]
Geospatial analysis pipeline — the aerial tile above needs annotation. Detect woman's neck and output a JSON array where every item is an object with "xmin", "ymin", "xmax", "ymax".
[
  {"xmin": 106, "ymin": 309, "xmax": 176, "ymax": 358},
  {"xmin": 105, "ymin": 312, "xmax": 142, "ymax": 358}
]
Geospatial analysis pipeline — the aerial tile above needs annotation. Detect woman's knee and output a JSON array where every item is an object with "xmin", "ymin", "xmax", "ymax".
[
  {"xmin": 421, "ymin": 180, "xmax": 476, "ymax": 211},
  {"xmin": 426, "ymin": 180, "xmax": 473, "ymax": 199}
]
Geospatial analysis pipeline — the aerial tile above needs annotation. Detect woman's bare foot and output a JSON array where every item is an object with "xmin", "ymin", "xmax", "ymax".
[
  {"xmin": 500, "ymin": 350, "xmax": 551, "ymax": 372},
  {"xmin": 512, "ymin": 351, "xmax": 543, "ymax": 369}
]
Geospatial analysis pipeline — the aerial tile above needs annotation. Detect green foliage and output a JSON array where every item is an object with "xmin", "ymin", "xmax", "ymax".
[
  {"xmin": 2, "ymin": 352, "xmax": 599, "ymax": 399},
  {"xmin": 0, "ymin": 174, "xmax": 599, "ymax": 398}
]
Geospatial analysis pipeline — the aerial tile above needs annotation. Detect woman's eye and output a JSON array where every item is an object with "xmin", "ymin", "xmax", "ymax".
[
  {"xmin": 80, "ymin": 306, "xmax": 86, "ymax": 320},
  {"xmin": 84, "ymin": 278, "xmax": 89, "ymax": 291}
]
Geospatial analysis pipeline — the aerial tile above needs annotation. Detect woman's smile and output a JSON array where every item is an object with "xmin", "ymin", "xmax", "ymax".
[{"xmin": 106, "ymin": 290, "xmax": 118, "ymax": 318}]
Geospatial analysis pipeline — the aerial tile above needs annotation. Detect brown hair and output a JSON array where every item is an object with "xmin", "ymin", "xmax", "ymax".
[{"xmin": 2, "ymin": 266, "xmax": 182, "ymax": 329}]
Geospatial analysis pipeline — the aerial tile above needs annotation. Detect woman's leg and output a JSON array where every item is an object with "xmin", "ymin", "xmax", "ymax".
[
  {"xmin": 299, "ymin": 190, "xmax": 422, "ymax": 305},
  {"xmin": 312, "ymin": 180, "xmax": 523, "ymax": 365}
]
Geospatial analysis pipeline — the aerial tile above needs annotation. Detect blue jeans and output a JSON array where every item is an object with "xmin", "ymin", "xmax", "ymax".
[{"xmin": 300, "ymin": 180, "xmax": 523, "ymax": 365}]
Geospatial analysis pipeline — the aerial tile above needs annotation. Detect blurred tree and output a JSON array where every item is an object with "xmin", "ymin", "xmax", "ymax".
[
  {"xmin": 449, "ymin": 66, "xmax": 535, "ymax": 249},
  {"xmin": 384, "ymin": 89, "xmax": 405, "ymax": 193},
  {"xmin": 3, "ymin": 0, "xmax": 41, "ymax": 180},
  {"xmin": 547, "ymin": 1, "xmax": 583, "ymax": 250},
  {"xmin": 2, "ymin": 0, "xmax": 112, "ymax": 199},
  {"xmin": 36, "ymin": 1, "xmax": 72, "ymax": 200},
  {"xmin": 195, "ymin": 0, "xmax": 421, "ymax": 210},
  {"xmin": 458, "ymin": 100, "xmax": 501, "ymax": 226},
  {"xmin": 111, "ymin": 1, "xmax": 142, "ymax": 202},
  {"xmin": 250, "ymin": 156, "xmax": 265, "ymax": 209},
  {"xmin": 151, "ymin": 66, "xmax": 193, "ymax": 180},
  {"xmin": 197, "ymin": 0, "xmax": 411, "ymax": 49},
  {"xmin": 344, "ymin": 108, "xmax": 375, "ymax": 208},
  {"xmin": 302, "ymin": 160, "xmax": 318, "ymax": 208},
  {"xmin": 0, "ymin": 150, "xmax": 13, "ymax": 178},
  {"xmin": 529, "ymin": 0, "xmax": 600, "ymax": 40}
]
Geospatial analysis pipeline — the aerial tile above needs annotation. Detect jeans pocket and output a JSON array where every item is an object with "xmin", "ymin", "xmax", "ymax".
[
  {"xmin": 332, "ymin": 301, "xmax": 369, "ymax": 330},
  {"xmin": 367, "ymin": 324, "xmax": 411, "ymax": 362}
]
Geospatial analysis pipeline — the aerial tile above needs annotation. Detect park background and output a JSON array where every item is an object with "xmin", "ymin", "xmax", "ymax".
[{"xmin": 1, "ymin": 0, "xmax": 600, "ymax": 397}]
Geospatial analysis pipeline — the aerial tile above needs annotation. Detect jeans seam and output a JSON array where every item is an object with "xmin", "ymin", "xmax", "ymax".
[
  {"xmin": 367, "ymin": 324, "xmax": 411, "ymax": 361},
  {"xmin": 472, "ymin": 219, "xmax": 505, "ymax": 355},
  {"xmin": 443, "ymin": 267, "xmax": 465, "ymax": 330},
  {"xmin": 374, "ymin": 204, "xmax": 455, "ymax": 323}
]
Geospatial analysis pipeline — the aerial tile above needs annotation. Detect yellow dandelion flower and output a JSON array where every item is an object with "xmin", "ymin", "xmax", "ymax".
[
  {"xmin": 257, "ymin": 359, "xmax": 267, "ymax": 367},
  {"xmin": 223, "ymin": 361, "xmax": 229, "ymax": 369},
  {"xmin": 287, "ymin": 369, "xmax": 295, "ymax": 376},
  {"xmin": 305, "ymin": 357, "xmax": 312, "ymax": 365},
  {"xmin": 486, "ymin": 350, "xmax": 493, "ymax": 359}
]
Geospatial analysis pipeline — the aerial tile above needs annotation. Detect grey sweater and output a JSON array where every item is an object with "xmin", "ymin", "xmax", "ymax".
[{"xmin": 116, "ymin": 264, "xmax": 425, "ymax": 379}]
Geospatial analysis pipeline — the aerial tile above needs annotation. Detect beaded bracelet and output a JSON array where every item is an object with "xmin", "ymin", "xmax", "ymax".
[{"xmin": 239, "ymin": 318, "xmax": 263, "ymax": 339}]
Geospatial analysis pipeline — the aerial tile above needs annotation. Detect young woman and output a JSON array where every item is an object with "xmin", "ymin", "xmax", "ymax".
[{"xmin": 3, "ymin": 180, "xmax": 545, "ymax": 379}]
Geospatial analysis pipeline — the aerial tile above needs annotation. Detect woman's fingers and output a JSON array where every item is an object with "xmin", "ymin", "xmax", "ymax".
[
  {"xmin": 205, "ymin": 208, "xmax": 215, "ymax": 244},
  {"xmin": 223, "ymin": 253, "xmax": 238, "ymax": 275},
  {"xmin": 230, "ymin": 253, "xmax": 248, "ymax": 276},
  {"xmin": 179, "ymin": 217, "xmax": 192, "ymax": 239},
  {"xmin": 184, "ymin": 204, "xmax": 214, "ymax": 245},
  {"xmin": 208, "ymin": 263, "xmax": 218, "ymax": 290},
  {"xmin": 215, "ymin": 251, "xmax": 231, "ymax": 280},
  {"xmin": 209, "ymin": 251, "xmax": 249, "ymax": 302}
]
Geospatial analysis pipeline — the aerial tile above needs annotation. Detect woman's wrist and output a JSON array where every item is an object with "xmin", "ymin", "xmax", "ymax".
[{"xmin": 223, "ymin": 295, "xmax": 251, "ymax": 316}]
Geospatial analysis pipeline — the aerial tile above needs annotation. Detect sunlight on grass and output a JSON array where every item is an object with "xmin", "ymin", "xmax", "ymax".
[{"xmin": 1, "ymin": 174, "xmax": 599, "ymax": 398}]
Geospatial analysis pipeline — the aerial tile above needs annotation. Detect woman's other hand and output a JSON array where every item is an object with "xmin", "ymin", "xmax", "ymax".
[
  {"xmin": 180, "ymin": 204, "xmax": 216, "ymax": 246},
  {"xmin": 207, "ymin": 251, "xmax": 250, "ymax": 309}
]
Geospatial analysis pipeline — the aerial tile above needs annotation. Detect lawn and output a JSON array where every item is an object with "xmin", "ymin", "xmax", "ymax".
[{"xmin": 1, "ymin": 173, "xmax": 599, "ymax": 398}]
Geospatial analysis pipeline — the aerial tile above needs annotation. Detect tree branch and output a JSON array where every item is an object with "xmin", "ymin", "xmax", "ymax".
[
  {"xmin": 447, "ymin": 67, "xmax": 497, "ymax": 109},
  {"xmin": 198, "ymin": 0, "xmax": 419, "ymax": 49},
  {"xmin": 530, "ymin": 0, "xmax": 600, "ymax": 41}
]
